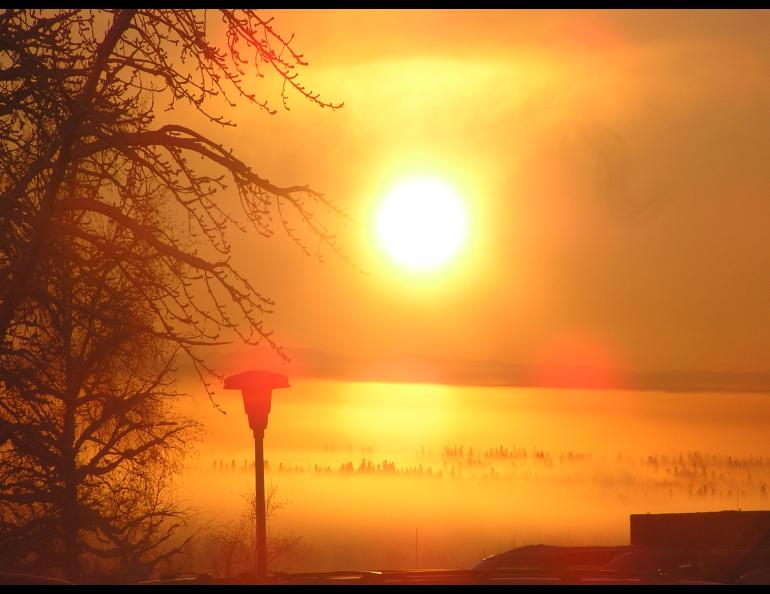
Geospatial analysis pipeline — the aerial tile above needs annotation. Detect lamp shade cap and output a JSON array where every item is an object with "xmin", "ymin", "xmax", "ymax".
[{"xmin": 223, "ymin": 370, "xmax": 290, "ymax": 391}]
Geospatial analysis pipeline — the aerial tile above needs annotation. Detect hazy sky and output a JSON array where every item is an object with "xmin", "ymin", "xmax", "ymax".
[{"xmin": 194, "ymin": 10, "xmax": 770, "ymax": 386}]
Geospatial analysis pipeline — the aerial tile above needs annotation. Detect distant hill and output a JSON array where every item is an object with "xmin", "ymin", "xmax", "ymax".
[{"xmin": 193, "ymin": 345, "xmax": 770, "ymax": 394}]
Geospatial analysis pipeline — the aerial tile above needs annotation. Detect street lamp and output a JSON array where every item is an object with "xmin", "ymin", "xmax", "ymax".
[{"xmin": 223, "ymin": 369, "xmax": 290, "ymax": 580}]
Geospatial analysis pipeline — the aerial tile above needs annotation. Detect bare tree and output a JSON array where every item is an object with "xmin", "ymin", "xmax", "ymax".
[
  {"xmin": 0, "ymin": 205, "xmax": 200, "ymax": 581},
  {"xmin": 200, "ymin": 485, "xmax": 305, "ymax": 578},
  {"xmin": 0, "ymin": 10, "xmax": 345, "ymax": 580},
  {"xmin": 0, "ymin": 9, "xmax": 348, "ymax": 405}
]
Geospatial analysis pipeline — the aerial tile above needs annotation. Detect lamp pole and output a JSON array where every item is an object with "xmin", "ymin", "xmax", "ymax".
[
  {"xmin": 250, "ymin": 397, "xmax": 268, "ymax": 578},
  {"xmin": 224, "ymin": 370, "xmax": 290, "ymax": 580}
]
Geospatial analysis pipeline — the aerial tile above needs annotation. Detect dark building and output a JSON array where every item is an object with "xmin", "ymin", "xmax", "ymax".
[{"xmin": 630, "ymin": 511, "xmax": 770, "ymax": 549}]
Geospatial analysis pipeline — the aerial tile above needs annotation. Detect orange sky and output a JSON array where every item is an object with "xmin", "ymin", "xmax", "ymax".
[{"xmin": 185, "ymin": 10, "xmax": 770, "ymax": 388}]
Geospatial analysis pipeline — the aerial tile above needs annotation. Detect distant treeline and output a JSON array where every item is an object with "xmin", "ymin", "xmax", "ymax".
[{"xmin": 203, "ymin": 446, "xmax": 770, "ymax": 504}]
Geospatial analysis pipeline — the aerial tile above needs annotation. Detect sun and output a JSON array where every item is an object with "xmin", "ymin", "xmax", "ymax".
[{"xmin": 375, "ymin": 177, "xmax": 469, "ymax": 273}]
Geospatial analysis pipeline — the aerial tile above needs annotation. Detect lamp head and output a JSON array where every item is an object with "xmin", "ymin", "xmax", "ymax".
[{"xmin": 223, "ymin": 370, "xmax": 290, "ymax": 433}]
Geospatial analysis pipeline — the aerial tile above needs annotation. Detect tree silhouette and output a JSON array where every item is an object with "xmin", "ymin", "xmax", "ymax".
[
  {"xmin": 0, "ymin": 207, "xmax": 199, "ymax": 580},
  {"xmin": 201, "ymin": 485, "xmax": 304, "ymax": 578},
  {"xmin": 0, "ymin": 9, "xmax": 342, "ymax": 580},
  {"xmin": 0, "ymin": 9, "xmax": 347, "ymax": 405}
]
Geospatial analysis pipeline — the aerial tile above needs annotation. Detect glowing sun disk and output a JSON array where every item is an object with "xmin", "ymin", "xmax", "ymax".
[{"xmin": 375, "ymin": 178, "xmax": 468, "ymax": 272}]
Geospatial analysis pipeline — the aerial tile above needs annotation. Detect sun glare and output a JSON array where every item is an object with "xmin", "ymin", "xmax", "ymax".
[{"xmin": 375, "ymin": 177, "xmax": 468, "ymax": 273}]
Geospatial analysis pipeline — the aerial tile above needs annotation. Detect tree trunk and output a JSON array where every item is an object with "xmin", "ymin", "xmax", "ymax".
[
  {"xmin": 60, "ymin": 273, "xmax": 79, "ymax": 582},
  {"xmin": 61, "ymin": 400, "xmax": 79, "ymax": 582}
]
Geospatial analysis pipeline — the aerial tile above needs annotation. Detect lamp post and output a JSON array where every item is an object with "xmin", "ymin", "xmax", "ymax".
[{"xmin": 223, "ymin": 370, "xmax": 290, "ymax": 580}]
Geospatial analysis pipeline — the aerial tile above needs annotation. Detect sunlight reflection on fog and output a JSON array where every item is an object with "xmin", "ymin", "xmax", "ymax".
[{"xmin": 174, "ymin": 379, "xmax": 770, "ymax": 571}]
